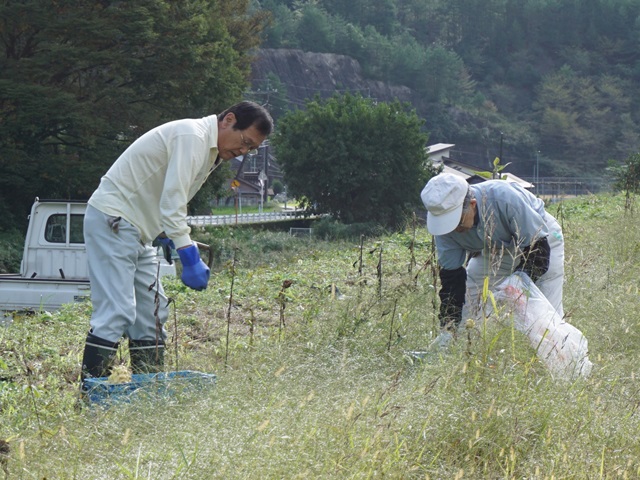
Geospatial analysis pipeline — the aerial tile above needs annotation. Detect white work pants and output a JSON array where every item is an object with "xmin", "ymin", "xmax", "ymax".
[
  {"xmin": 462, "ymin": 211, "xmax": 565, "ymax": 320},
  {"xmin": 84, "ymin": 205, "xmax": 168, "ymax": 344}
]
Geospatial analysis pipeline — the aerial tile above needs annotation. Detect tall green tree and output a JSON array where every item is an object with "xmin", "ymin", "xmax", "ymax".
[
  {"xmin": 0, "ymin": 0, "xmax": 266, "ymax": 229},
  {"xmin": 296, "ymin": 4, "xmax": 334, "ymax": 53},
  {"xmin": 273, "ymin": 94, "xmax": 433, "ymax": 229}
]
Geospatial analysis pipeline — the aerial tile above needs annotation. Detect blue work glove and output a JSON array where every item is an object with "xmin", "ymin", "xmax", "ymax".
[
  {"xmin": 177, "ymin": 243, "xmax": 210, "ymax": 291},
  {"xmin": 156, "ymin": 236, "xmax": 175, "ymax": 265}
]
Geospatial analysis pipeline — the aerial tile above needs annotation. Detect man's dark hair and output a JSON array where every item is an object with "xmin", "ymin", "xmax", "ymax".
[{"xmin": 219, "ymin": 101, "xmax": 273, "ymax": 136}]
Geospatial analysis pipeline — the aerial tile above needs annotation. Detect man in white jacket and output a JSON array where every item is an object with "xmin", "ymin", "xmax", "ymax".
[{"xmin": 81, "ymin": 101, "xmax": 273, "ymax": 383}]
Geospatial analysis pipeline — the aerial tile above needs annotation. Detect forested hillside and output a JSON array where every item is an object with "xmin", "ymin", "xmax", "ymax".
[
  {"xmin": 2, "ymin": 1, "xmax": 638, "ymax": 233},
  {"xmin": 253, "ymin": 0, "xmax": 640, "ymax": 178}
]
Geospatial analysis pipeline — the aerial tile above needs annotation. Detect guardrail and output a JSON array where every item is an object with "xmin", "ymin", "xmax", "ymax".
[
  {"xmin": 187, "ymin": 210, "xmax": 306, "ymax": 227},
  {"xmin": 520, "ymin": 177, "xmax": 613, "ymax": 197}
]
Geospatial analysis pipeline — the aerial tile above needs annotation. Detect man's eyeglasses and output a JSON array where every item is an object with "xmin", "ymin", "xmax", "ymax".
[{"xmin": 240, "ymin": 132, "xmax": 259, "ymax": 154}]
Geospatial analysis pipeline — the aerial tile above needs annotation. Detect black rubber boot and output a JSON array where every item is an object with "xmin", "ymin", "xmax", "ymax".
[
  {"xmin": 77, "ymin": 332, "xmax": 120, "ymax": 408},
  {"xmin": 129, "ymin": 339, "xmax": 164, "ymax": 374},
  {"xmin": 81, "ymin": 332, "xmax": 120, "ymax": 381}
]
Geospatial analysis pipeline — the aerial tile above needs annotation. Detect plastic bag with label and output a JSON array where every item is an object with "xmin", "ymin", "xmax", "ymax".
[{"xmin": 492, "ymin": 272, "xmax": 593, "ymax": 380}]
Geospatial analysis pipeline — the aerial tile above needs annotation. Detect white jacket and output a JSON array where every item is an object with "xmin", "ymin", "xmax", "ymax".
[{"xmin": 89, "ymin": 115, "xmax": 221, "ymax": 249}]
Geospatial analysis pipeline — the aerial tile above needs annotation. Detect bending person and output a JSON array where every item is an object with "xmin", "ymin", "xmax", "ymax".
[
  {"xmin": 420, "ymin": 173, "xmax": 564, "ymax": 346},
  {"xmin": 81, "ymin": 102, "xmax": 273, "ymax": 384}
]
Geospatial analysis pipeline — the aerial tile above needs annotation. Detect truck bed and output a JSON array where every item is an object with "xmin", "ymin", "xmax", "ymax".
[{"xmin": 0, "ymin": 274, "xmax": 90, "ymax": 312}]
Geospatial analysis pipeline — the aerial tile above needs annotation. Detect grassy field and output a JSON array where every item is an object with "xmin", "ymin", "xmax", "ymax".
[{"xmin": 1, "ymin": 193, "xmax": 639, "ymax": 478}]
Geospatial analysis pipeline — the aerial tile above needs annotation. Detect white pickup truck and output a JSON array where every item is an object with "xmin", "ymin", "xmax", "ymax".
[{"xmin": 0, "ymin": 199, "xmax": 175, "ymax": 317}]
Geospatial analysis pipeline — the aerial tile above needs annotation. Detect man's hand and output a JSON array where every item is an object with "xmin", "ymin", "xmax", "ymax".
[
  {"xmin": 517, "ymin": 236, "xmax": 550, "ymax": 282},
  {"xmin": 156, "ymin": 236, "xmax": 175, "ymax": 265},
  {"xmin": 178, "ymin": 243, "xmax": 210, "ymax": 291}
]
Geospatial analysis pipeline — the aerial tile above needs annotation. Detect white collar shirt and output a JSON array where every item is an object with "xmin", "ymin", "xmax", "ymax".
[{"xmin": 88, "ymin": 115, "xmax": 221, "ymax": 248}]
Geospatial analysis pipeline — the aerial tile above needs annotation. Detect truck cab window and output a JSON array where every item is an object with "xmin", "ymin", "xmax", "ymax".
[{"xmin": 45, "ymin": 214, "xmax": 85, "ymax": 244}]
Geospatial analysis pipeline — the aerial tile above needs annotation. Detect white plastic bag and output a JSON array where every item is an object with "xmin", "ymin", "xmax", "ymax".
[{"xmin": 492, "ymin": 272, "xmax": 593, "ymax": 380}]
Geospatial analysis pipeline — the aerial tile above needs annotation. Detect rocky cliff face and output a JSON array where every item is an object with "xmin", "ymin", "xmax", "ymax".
[
  {"xmin": 249, "ymin": 48, "xmax": 499, "ymax": 172},
  {"xmin": 250, "ymin": 48, "xmax": 426, "ymax": 111}
]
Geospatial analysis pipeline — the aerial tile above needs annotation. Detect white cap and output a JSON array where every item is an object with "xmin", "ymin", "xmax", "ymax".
[{"xmin": 420, "ymin": 173, "xmax": 469, "ymax": 235}]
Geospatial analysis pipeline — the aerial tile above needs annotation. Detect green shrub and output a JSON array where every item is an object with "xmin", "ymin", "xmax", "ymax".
[
  {"xmin": 312, "ymin": 217, "xmax": 384, "ymax": 241},
  {"xmin": 0, "ymin": 229, "xmax": 24, "ymax": 273},
  {"xmin": 193, "ymin": 226, "xmax": 315, "ymax": 269},
  {"xmin": 608, "ymin": 152, "xmax": 640, "ymax": 193},
  {"xmin": 271, "ymin": 179, "xmax": 284, "ymax": 195}
]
